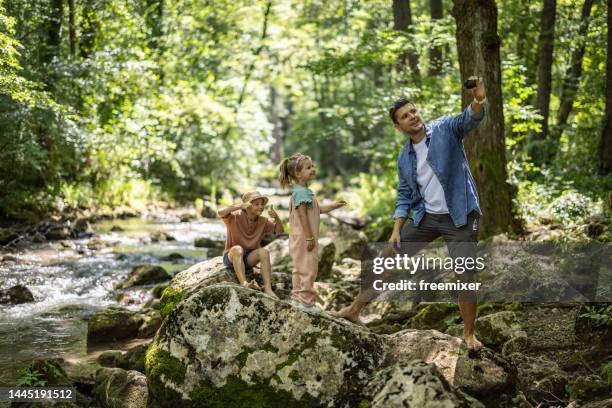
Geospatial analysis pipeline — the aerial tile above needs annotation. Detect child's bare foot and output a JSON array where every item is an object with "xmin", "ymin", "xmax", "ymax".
[
  {"xmin": 241, "ymin": 280, "xmax": 261, "ymax": 290},
  {"xmin": 264, "ymin": 289, "xmax": 279, "ymax": 299},
  {"xmin": 464, "ymin": 334, "xmax": 483, "ymax": 350},
  {"xmin": 330, "ymin": 305, "xmax": 361, "ymax": 324}
]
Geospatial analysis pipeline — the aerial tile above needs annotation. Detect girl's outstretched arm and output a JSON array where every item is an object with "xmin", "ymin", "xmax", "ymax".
[{"xmin": 319, "ymin": 200, "xmax": 347, "ymax": 214}]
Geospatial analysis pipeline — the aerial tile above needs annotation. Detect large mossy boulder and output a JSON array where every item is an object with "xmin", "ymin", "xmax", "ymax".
[
  {"xmin": 116, "ymin": 265, "xmax": 171, "ymax": 289},
  {"xmin": 146, "ymin": 284, "xmax": 493, "ymax": 407},
  {"xmin": 146, "ymin": 284, "xmax": 388, "ymax": 407},
  {"xmin": 159, "ymin": 257, "xmax": 292, "ymax": 319},
  {"xmin": 87, "ymin": 307, "xmax": 143, "ymax": 345},
  {"xmin": 95, "ymin": 367, "xmax": 148, "ymax": 408}
]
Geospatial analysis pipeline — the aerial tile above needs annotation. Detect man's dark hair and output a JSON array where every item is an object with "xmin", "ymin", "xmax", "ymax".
[{"xmin": 389, "ymin": 97, "xmax": 415, "ymax": 124}]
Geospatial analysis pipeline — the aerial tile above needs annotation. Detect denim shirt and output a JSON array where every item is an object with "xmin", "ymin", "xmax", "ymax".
[{"xmin": 393, "ymin": 104, "xmax": 484, "ymax": 228}]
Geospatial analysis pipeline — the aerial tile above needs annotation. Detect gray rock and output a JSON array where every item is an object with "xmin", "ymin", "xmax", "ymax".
[
  {"xmin": 200, "ymin": 201, "xmax": 217, "ymax": 219},
  {"xmin": 98, "ymin": 351, "xmax": 125, "ymax": 368},
  {"xmin": 265, "ymin": 236, "xmax": 337, "ymax": 278},
  {"xmin": 265, "ymin": 236, "xmax": 292, "ymax": 273},
  {"xmin": 117, "ymin": 265, "xmax": 171, "ymax": 289},
  {"xmin": 95, "ymin": 367, "xmax": 148, "ymax": 408},
  {"xmin": 317, "ymin": 237, "xmax": 336, "ymax": 280},
  {"xmin": 362, "ymin": 359, "xmax": 484, "ymax": 408},
  {"xmin": 0, "ymin": 227, "xmax": 18, "ymax": 245},
  {"xmin": 0, "ymin": 284, "xmax": 34, "ymax": 304},
  {"xmin": 45, "ymin": 224, "xmax": 72, "ymax": 240},
  {"xmin": 194, "ymin": 236, "xmax": 224, "ymax": 248},
  {"xmin": 159, "ymin": 257, "xmax": 291, "ymax": 319},
  {"xmin": 120, "ymin": 343, "xmax": 149, "ymax": 373},
  {"xmin": 146, "ymin": 284, "xmax": 387, "ymax": 407},
  {"xmin": 387, "ymin": 329, "xmax": 515, "ymax": 396},
  {"xmin": 504, "ymin": 353, "xmax": 570, "ymax": 403},
  {"xmin": 146, "ymin": 284, "xmax": 486, "ymax": 407},
  {"xmin": 87, "ymin": 307, "xmax": 143, "ymax": 345},
  {"xmin": 151, "ymin": 230, "xmax": 175, "ymax": 242},
  {"xmin": 137, "ymin": 310, "xmax": 162, "ymax": 338},
  {"xmin": 320, "ymin": 221, "xmax": 368, "ymax": 261}
]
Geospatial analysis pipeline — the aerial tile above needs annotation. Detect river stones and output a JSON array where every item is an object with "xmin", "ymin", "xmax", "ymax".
[
  {"xmin": 98, "ymin": 351, "xmax": 125, "ymax": 368},
  {"xmin": 45, "ymin": 224, "xmax": 73, "ymax": 240},
  {"xmin": 87, "ymin": 307, "xmax": 143, "ymax": 345},
  {"xmin": 117, "ymin": 265, "xmax": 171, "ymax": 289},
  {"xmin": 193, "ymin": 236, "xmax": 224, "ymax": 248},
  {"xmin": 0, "ymin": 227, "xmax": 18, "ymax": 245},
  {"xmin": 95, "ymin": 367, "xmax": 148, "ymax": 408},
  {"xmin": 0, "ymin": 284, "xmax": 34, "ymax": 304}
]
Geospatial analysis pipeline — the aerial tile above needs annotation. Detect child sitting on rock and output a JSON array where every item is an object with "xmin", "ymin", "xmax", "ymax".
[
  {"xmin": 279, "ymin": 153, "xmax": 346, "ymax": 313},
  {"xmin": 218, "ymin": 191, "xmax": 283, "ymax": 299}
]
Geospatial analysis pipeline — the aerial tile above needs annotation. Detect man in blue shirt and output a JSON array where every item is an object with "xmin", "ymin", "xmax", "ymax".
[{"xmin": 333, "ymin": 76, "xmax": 486, "ymax": 350}]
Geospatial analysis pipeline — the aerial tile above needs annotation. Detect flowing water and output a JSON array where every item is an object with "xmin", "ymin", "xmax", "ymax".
[{"xmin": 0, "ymin": 215, "xmax": 226, "ymax": 385}]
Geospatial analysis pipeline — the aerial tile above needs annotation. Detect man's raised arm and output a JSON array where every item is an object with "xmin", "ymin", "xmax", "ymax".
[{"xmin": 448, "ymin": 76, "xmax": 487, "ymax": 140}]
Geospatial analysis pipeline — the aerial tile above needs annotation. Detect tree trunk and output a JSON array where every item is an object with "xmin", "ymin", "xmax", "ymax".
[
  {"xmin": 145, "ymin": 0, "xmax": 164, "ymax": 50},
  {"xmin": 534, "ymin": 0, "xmax": 557, "ymax": 140},
  {"xmin": 43, "ymin": 0, "xmax": 63, "ymax": 66},
  {"xmin": 67, "ymin": 0, "xmax": 76, "ymax": 56},
  {"xmin": 429, "ymin": 0, "xmax": 443, "ymax": 76},
  {"xmin": 601, "ymin": 0, "xmax": 612, "ymax": 174},
  {"xmin": 553, "ymin": 0, "xmax": 594, "ymax": 141},
  {"xmin": 451, "ymin": 0, "xmax": 519, "ymax": 238},
  {"xmin": 80, "ymin": 0, "xmax": 98, "ymax": 58},
  {"xmin": 393, "ymin": 0, "xmax": 420, "ymax": 84},
  {"xmin": 269, "ymin": 86, "xmax": 284, "ymax": 164}
]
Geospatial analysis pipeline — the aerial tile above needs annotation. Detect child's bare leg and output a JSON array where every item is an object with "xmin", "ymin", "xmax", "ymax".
[
  {"xmin": 247, "ymin": 248, "xmax": 278, "ymax": 298},
  {"xmin": 228, "ymin": 246, "xmax": 251, "ymax": 288}
]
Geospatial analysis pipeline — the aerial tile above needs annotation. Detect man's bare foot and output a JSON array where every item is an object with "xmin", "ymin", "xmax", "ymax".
[
  {"xmin": 330, "ymin": 305, "xmax": 361, "ymax": 323},
  {"xmin": 264, "ymin": 290, "xmax": 279, "ymax": 299},
  {"xmin": 464, "ymin": 334, "xmax": 483, "ymax": 350}
]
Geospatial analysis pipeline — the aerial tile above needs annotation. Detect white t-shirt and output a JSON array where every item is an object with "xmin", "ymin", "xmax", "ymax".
[{"xmin": 413, "ymin": 138, "xmax": 449, "ymax": 214}]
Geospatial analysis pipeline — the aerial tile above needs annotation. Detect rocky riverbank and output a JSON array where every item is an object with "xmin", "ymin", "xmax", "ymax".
[{"xmin": 3, "ymin": 207, "xmax": 611, "ymax": 407}]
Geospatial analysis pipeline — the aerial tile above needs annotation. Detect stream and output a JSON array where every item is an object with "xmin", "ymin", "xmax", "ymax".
[{"xmin": 0, "ymin": 215, "xmax": 226, "ymax": 385}]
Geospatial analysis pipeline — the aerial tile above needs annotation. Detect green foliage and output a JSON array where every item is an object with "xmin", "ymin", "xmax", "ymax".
[
  {"xmin": 579, "ymin": 305, "xmax": 612, "ymax": 328},
  {"xmin": 601, "ymin": 361, "xmax": 612, "ymax": 388},
  {"xmin": 0, "ymin": 0, "xmax": 609, "ymax": 229},
  {"xmin": 16, "ymin": 367, "xmax": 47, "ymax": 387}
]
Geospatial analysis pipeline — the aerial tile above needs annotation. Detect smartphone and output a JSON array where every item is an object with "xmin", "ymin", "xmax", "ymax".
[{"xmin": 463, "ymin": 79, "xmax": 477, "ymax": 89}]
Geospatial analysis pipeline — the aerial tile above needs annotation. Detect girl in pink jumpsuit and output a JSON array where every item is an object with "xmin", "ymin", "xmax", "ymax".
[{"xmin": 279, "ymin": 153, "xmax": 346, "ymax": 312}]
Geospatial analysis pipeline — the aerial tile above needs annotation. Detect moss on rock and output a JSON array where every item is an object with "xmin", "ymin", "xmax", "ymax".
[
  {"xmin": 159, "ymin": 287, "xmax": 184, "ymax": 319},
  {"xmin": 189, "ymin": 376, "xmax": 314, "ymax": 408},
  {"xmin": 410, "ymin": 302, "xmax": 459, "ymax": 331}
]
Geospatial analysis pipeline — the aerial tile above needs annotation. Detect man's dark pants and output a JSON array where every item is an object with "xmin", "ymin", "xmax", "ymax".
[{"xmin": 398, "ymin": 210, "xmax": 480, "ymax": 301}]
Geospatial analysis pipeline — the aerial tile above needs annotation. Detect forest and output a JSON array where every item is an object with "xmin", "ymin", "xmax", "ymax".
[
  {"xmin": 0, "ymin": 0, "xmax": 611, "ymax": 407},
  {"xmin": 0, "ymin": 0, "xmax": 610, "ymax": 237}
]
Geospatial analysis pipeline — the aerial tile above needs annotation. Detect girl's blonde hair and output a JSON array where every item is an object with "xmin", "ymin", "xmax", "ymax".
[{"xmin": 279, "ymin": 153, "xmax": 311, "ymax": 188}]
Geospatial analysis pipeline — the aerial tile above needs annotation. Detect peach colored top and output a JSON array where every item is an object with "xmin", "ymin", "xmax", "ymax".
[{"xmin": 222, "ymin": 210, "xmax": 276, "ymax": 254}]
